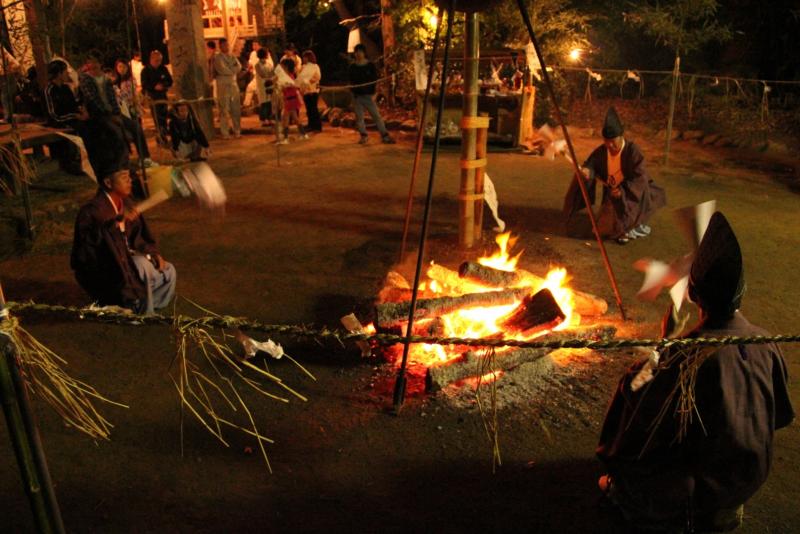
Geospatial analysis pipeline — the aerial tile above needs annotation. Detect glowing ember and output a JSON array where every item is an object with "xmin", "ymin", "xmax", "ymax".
[{"xmin": 404, "ymin": 232, "xmax": 580, "ymax": 367}]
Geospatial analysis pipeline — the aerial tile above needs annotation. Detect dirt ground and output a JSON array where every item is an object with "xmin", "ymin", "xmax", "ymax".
[{"xmin": 0, "ymin": 112, "xmax": 798, "ymax": 533}]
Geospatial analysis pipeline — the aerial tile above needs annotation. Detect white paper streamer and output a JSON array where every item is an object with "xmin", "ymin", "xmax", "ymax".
[{"xmin": 483, "ymin": 173, "xmax": 505, "ymax": 233}]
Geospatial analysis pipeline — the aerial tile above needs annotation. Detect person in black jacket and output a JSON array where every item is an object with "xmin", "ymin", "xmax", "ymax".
[
  {"xmin": 140, "ymin": 50, "xmax": 173, "ymax": 142},
  {"xmin": 347, "ymin": 44, "xmax": 394, "ymax": 145},
  {"xmin": 45, "ymin": 59, "xmax": 90, "ymax": 174},
  {"xmin": 77, "ymin": 54, "xmax": 130, "ymax": 177},
  {"xmin": 168, "ymin": 102, "xmax": 209, "ymax": 161},
  {"xmin": 71, "ymin": 170, "xmax": 176, "ymax": 314}
]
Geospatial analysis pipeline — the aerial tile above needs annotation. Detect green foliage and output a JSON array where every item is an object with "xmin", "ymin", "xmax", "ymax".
[
  {"xmin": 625, "ymin": 0, "xmax": 732, "ymax": 58},
  {"xmin": 482, "ymin": 0, "xmax": 591, "ymax": 60}
]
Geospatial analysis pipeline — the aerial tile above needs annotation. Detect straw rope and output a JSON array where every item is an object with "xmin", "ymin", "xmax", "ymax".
[{"xmin": 7, "ymin": 301, "xmax": 800, "ymax": 350}]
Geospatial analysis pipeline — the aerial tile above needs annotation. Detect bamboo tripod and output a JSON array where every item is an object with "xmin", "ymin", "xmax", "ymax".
[{"xmin": 393, "ymin": 0, "xmax": 628, "ymax": 412}]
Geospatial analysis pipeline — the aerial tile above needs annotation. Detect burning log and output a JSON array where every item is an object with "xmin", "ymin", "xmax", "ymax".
[
  {"xmin": 459, "ymin": 261, "xmax": 520, "ymax": 286},
  {"xmin": 426, "ymin": 263, "xmax": 488, "ymax": 294},
  {"xmin": 425, "ymin": 325, "xmax": 617, "ymax": 392},
  {"xmin": 458, "ymin": 261, "xmax": 608, "ymax": 317},
  {"xmin": 375, "ymin": 288, "xmax": 530, "ymax": 329},
  {"xmin": 499, "ymin": 289, "xmax": 565, "ymax": 335}
]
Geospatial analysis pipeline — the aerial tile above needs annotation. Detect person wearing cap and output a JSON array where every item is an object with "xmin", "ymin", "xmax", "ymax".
[
  {"xmin": 71, "ymin": 170, "xmax": 176, "ymax": 315},
  {"xmin": 563, "ymin": 107, "xmax": 666, "ymax": 244},
  {"xmin": 596, "ymin": 212, "xmax": 794, "ymax": 531}
]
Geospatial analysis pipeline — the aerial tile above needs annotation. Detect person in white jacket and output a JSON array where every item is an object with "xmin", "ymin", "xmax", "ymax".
[
  {"xmin": 253, "ymin": 48, "xmax": 275, "ymax": 126},
  {"xmin": 213, "ymin": 38, "xmax": 242, "ymax": 138},
  {"xmin": 297, "ymin": 50, "xmax": 322, "ymax": 132}
]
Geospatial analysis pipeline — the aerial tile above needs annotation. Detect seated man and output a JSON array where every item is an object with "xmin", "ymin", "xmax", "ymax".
[
  {"xmin": 168, "ymin": 102, "xmax": 209, "ymax": 161},
  {"xmin": 563, "ymin": 107, "xmax": 666, "ymax": 244},
  {"xmin": 71, "ymin": 170, "xmax": 176, "ymax": 314},
  {"xmin": 45, "ymin": 59, "xmax": 90, "ymax": 174},
  {"xmin": 597, "ymin": 212, "xmax": 794, "ymax": 531}
]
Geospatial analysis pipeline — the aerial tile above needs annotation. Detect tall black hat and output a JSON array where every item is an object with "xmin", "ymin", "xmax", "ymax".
[
  {"xmin": 602, "ymin": 106, "xmax": 624, "ymax": 139},
  {"xmin": 688, "ymin": 212, "xmax": 745, "ymax": 317}
]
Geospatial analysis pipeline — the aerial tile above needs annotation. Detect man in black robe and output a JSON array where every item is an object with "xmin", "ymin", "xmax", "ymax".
[
  {"xmin": 597, "ymin": 212, "xmax": 794, "ymax": 531},
  {"xmin": 563, "ymin": 107, "xmax": 666, "ymax": 244},
  {"xmin": 71, "ymin": 170, "xmax": 176, "ymax": 314}
]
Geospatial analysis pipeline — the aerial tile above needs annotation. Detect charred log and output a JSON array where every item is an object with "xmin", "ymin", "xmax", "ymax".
[
  {"xmin": 458, "ymin": 262, "xmax": 608, "ymax": 317},
  {"xmin": 425, "ymin": 325, "xmax": 617, "ymax": 391},
  {"xmin": 499, "ymin": 289, "xmax": 565, "ymax": 334},
  {"xmin": 375, "ymin": 288, "xmax": 530, "ymax": 328}
]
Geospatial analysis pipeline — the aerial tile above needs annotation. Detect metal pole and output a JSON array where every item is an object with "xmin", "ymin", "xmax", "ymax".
[
  {"xmin": 398, "ymin": 6, "xmax": 444, "ymax": 264},
  {"xmin": 664, "ymin": 55, "xmax": 680, "ymax": 166},
  {"xmin": 515, "ymin": 0, "xmax": 627, "ymax": 320},
  {"xmin": 458, "ymin": 11, "xmax": 479, "ymax": 250},
  {"xmin": 392, "ymin": 1, "xmax": 455, "ymax": 414}
]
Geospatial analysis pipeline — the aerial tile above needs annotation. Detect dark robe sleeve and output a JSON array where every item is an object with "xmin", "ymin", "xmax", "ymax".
[
  {"xmin": 162, "ymin": 66, "xmax": 174, "ymax": 90},
  {"xmin": 771, "ymin": 344, "xmax": 795, "ymax": 430},
  {"xmin": 168, "ymin": 116, "xmax": 180, "ymax": 151},
  {"xmin": 562, "ymin": 146, "xmax": 602, "ymax": 218},
  {"xmin": 127, "ymin": 212, "xmax": 159, "ymax": 257}
]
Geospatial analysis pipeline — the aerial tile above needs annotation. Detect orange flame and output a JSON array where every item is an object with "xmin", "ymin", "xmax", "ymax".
[{"xmin": 404, "ymin": 232, "xmax": 579, "ymax": 368}]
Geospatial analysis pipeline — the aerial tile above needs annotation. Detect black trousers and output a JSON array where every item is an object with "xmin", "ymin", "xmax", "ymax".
[{"xmin": 303, "ymin": 92, "xmax": 322, "ymax": 131}]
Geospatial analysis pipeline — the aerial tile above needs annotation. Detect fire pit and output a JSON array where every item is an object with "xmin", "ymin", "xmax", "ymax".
[{"xmin": 372, "ymin": 233, "xmax": 617, "ymax": 392}]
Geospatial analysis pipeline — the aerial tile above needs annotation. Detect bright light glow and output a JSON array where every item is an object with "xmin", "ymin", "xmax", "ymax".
[
  {"xmin": 569, "ymin": 48, "xmax": 582, "ymax": 62},
  {"xmin": 428, "ymin": 14, "xmax": 438, "ymax": 28}
]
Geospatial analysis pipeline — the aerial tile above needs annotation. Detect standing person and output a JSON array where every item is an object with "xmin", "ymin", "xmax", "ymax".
[
  {"xmin": 276, "ymin": 59, "xmax": 307, "ymax": 144},
  {"xmin": 130, "ymin": 49, "xmax": 144, "ymax": 90},
  {"xmin": 563, "ymin": 107, "xmax": 666, "ymax": 244},
  {"xmin": 280, "ymin": 43, "xmax": 302, "ymax": 73},
  {"xmin": 348, "ymin": 44, "xmax": 395, "ymax": 145},
  {"xmin": 114, "ymin": 59, "xmax": 156, "ymax": 168},
  {"xmin": 78, "ymin": 54, "xmax": 130, "ymax": 177},
  {"xmin": 597, "ymin": 212, "xmax": 794, "ymax": 531},
  {"xmin": 213, "ymin": 38, "xmax": 242, "ymax": 139},
  {"xmin": 168, "ymin": 101, "xmax": 209, "ymax": 161},
  {"xmin": 298, "ymin": 50, "xmax": 321, "ymax": 132},
  {"xmin": 140, "ymin": 50, "xmax": 173, "ymax": 144},
  {"xmin": 254, "ymin": 48, "xmax": 274, "ymax": 127},
  {"xmin": 71, "ymin": 169, "xmax": 177, "ymax": 314}
]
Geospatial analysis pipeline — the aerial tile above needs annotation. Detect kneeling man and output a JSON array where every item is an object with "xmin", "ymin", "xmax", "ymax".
[
  {"xmin": 71, "ymin": 170, "xmax": 176, "ymax": 314},
  {"xmin": 563, "ymin": 107, "xmax": 666, "ymax": 244}
]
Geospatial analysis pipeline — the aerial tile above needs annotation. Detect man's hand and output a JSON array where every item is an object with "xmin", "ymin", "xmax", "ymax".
[
  {"xmin": 155, "ymin": 255, "xmax": 166, "ymax": 271},
  {"xmin": 579, "ymin": 166, "xmax": 591, "ymax": 181},
  {"xmin": 123, "ymin": 207, "xmax": 140, "ymax": 222}
]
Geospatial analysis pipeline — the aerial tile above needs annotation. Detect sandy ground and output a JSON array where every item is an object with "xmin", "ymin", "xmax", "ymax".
[{"xmin": 0, "ymin": 114, "xmax": 798, "ymax": 533}]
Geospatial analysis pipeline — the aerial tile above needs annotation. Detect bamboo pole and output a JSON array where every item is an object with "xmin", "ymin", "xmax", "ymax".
[
  {"xmin": 515, "ymin": 0, "xmax": 627, "ymax": 320},
  {"xmin": 0, "ymin": 284, "xmax": 62, "ymax": 533},
  {"xmin": 664, "ymin": 55, "xmax": 680, "ymax": 166},
  {"xmin": 458, "ymin": 11, "xmax": 480, "ymax": 250},
  {"xmin": 473, "ymin": 113, "xmax": 488, "ymax": 242}
]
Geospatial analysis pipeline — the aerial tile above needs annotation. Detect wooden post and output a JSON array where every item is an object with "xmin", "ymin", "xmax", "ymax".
[
  {"xmin": 473, "ymin": 113, "xmax": 489, "ymax": 242},
  {"xmin": 664, "ymin": 54, "xmax": 680, "ymax": 166},
  {"xmin": 165, "ymin": 0, "xmax": 214, "ymax": 138},
  {"xmin": 21, "ymin": 0, "xmax": 52, "ymax": 91},
  {"xmin": 458, "ymin": 11, "xmax": 479, "ymax": 250},
  {"xmin": 517, "ymin": 70, "xmax": 535, "ymax": 147}
]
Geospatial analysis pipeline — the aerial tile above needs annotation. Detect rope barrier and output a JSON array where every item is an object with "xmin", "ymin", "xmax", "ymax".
[{"xmin": 7, "ymin": 302, "xmax": 800, "ymax": 351}]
